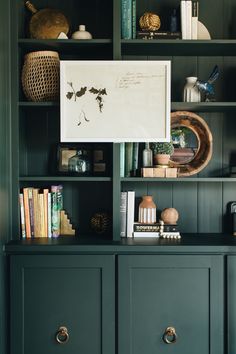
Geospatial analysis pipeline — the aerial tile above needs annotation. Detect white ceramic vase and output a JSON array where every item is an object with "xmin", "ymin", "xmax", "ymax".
[
  {"xmin": 138, "ymin": 196, "xmax": 156, "ymax": 224},
  {"xmin": 71, "ymin": 25, "xmax": 92, "ymax": 39},
  {"xmin": 183, "ymin": 76, "xmax": 201, "ymax": 102}
]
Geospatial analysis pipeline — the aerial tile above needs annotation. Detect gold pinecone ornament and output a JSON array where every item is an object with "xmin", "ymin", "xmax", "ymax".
[
  {"xmin": 90, "ymin": 212, "xmax": 110, "ymax": 234},
  {"xmin": 139, "ymin": 12, "xmax": 161, "ymax": 31}
]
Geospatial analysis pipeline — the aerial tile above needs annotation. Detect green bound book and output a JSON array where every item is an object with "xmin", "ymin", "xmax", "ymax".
[
  {"xmin": 125, "ymin": 142, "xmax": 133, "ymax": 177},
  {"xmin": 51, "ymin": 185, "xmax": 63, "ymax": 237}
]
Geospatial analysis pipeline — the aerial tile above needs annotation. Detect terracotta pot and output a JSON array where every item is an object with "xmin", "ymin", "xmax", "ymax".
[
  {"xmin": 138, "ymin": 195, "xmax": 156, "ymax": 224},
  {"xmin": 154, "ymin": 154, "xmax": 170, "ymax": 166}
]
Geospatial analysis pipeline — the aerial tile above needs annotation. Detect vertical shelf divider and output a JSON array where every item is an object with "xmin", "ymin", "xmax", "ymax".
[
  {"xmin": 112, "ymin": 0, "xmax": 122, "ymax": 241},
  {"xmin": 112, "ymin": 143, "xmax": 121, "ymax": 241}
]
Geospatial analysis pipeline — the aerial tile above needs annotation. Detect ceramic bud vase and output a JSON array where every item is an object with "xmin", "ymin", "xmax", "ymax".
[
  {"xmin": 183, "ymin": 76, "xmax": 201, "ymax": 102},
  {"xmin": 138, "ymin": 196, "xmax": 156, "ymax": 224},
  {"xmin": 71, "ymin": 25, "xmax": 92, "ymax": 39}
]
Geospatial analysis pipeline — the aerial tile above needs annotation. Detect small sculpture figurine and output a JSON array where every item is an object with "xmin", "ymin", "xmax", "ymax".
[{"xmin": 195, "ymin": 65, "xmax": 219, "ymax": 102}]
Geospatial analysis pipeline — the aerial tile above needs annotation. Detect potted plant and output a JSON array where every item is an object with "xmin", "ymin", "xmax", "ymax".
[{"xmin": 151, "ymin": 142, "xmax": 174, "ymax": 165}]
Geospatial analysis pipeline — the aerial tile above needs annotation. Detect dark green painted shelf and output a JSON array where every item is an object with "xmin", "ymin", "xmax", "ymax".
[
  {"xmin": 121, "ymin": 177, "xmax": 236, "ymax": 182},
  {"xmin": 121, "ymin": 39, "xmax": 236, "ymax": 56},
  {"xmin": 19, "ymin": 177, "xmax": 236, "ymax": 182},
  {"xmin": 5, "ymin": 234, "xmax": 236, "ymax": 254},
  {"xmin": 18, "ymin": 39, "xmax": 112, "ymax": 54},
  {"xmin": 19, "ymin": 176, "xmax": 112, "ymax": 182},
  {"xmin": 18, "ymin": 101, "xmax": 236, "ymax": 112},
  {"xmin": 19, "ymin": 102, "xmax": 59, "ymax": 107},
  {"xmin": 171, "ymin": 102, "xmax": 236, "ymax": 112}
]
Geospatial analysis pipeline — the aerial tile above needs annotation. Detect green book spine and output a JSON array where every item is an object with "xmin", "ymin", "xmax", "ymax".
[
  {"xmin": 121, "ymin": 0, "xmax": 132, "ymax": 39},
  {"xmin": 132, "ymin": 0, "xmax": 136, "ymax": 39},
  {"xmin": 51, "ymin": 185, "xmax": 63, "ymax": 237},
  {"xmin": 120, "ymin": 142, "xmax": 125, "ymax": 177},
  {"xmin": 132, "ymin": 142, "xmax": 139, "ymax": 171},
  {"xmin": 125, "ymin": 142, "xmax": 133, "ymax": 177}
]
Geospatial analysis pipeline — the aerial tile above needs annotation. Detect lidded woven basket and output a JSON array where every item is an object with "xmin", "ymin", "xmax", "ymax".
[{"xmin": 21, "ymin": 51, "xmax": 60, "ymax": 101}]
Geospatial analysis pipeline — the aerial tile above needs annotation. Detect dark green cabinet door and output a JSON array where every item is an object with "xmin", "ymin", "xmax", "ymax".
[
  {"xmin": 227, "ymin": 255, "xmax": 236, "ymax": 354},
  {"xmin": 10, "ymin": 255, "xmax": 115, "ymax": 354},
  {"xmin": 119, "ymin": 255, "xmax": 223, "ymax": 354}
]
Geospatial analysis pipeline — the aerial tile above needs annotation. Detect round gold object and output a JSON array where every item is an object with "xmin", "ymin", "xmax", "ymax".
[
  {"xmin": 139, "ymin": 12, "xmax": 161, "ymax": 31},
  {"xmin": 161, "ymin": 208, "xmax": 179, "ymax": 225},
  {"xmin": 25, "ymin": 1, "xmax": 69, "ymax": 39}
]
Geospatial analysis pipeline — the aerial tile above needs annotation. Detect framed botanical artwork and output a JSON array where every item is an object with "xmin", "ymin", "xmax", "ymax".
[{"xmin": 60, "ymin": 60, "xmax": 171, "ymax": 142}]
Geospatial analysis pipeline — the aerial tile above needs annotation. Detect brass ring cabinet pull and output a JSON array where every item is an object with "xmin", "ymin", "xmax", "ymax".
[
  {"xmin": 163, "ymin": 326, "xmax": 177, "ymax": 344},
  {"xmin": 55, "ymin": 326, "xmax": 69, "ymax": 344}
]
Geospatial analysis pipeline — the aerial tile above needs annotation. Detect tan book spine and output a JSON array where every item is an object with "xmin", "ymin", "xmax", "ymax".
[
  {"xmin": 32, "ymin": 188, "xmax": 39, "ymax": 237},
  {"xmin": 39, "ymin": 193, "xmax": 45, "ymax": 237}
]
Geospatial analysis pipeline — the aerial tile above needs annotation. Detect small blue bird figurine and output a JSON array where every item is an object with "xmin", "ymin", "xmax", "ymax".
[{"xmin": 195, "ymin": 65, "xmax": 219, "ymax": 101}]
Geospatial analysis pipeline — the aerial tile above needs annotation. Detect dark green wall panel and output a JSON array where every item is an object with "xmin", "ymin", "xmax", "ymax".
[
  {"xmin": 173, "ymin": 183, "xmax": 198, "ymax": 232},
  {"xmin": 198, "ymin": 183, "xmax": 223, "ymax": 233}
]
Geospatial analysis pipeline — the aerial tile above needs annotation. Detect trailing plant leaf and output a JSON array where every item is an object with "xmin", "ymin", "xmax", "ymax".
[
  {"xmin": 66, "ymin": 92, "xmax": 74, "ymax": 100},
  {"xmin": 89, "ymin": 87, "xmax": 99, "ymax": 94},
  {"xmin": 76, "ymin": 87, "xmax": 87, "ymax": 97}
]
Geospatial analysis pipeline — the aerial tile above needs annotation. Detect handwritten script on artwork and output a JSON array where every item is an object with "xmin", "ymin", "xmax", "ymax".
[{"xmin": 117, "ymin": 72, "xmax": 162, "ymax": 89}]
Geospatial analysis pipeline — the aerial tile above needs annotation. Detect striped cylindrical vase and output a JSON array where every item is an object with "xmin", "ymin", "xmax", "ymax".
[{"xmin": 138, "ymin": 196, "xmax": 156, "ymax": 224}]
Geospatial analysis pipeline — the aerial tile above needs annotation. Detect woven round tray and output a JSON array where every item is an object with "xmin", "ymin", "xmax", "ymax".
[{"xmin": 22, "ymin": 51, "xmax": 60, "ymax": 102}]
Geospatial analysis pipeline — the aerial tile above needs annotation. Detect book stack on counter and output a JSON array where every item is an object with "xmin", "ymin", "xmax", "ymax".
[
  {"xmin": 133, "ymin": 222, "xmax": 180, "ymax": 238},
  {"xmin": 120, "ymin": 191, "xmax": 181, "ymax": 239},
  {"xmin": 121, "ymin": 0, "xmax": 136, "ymax": 39},
  {"xmin": 19, "ymin": 185, "xmax": 73, "ymax": 238},
  {"xmin": 137, "ymin": 31, "xmax": 181, "ymax": 40},
  {"xmin": 181, "ymin": 0, "xmax": 199, "ymax": 39}
]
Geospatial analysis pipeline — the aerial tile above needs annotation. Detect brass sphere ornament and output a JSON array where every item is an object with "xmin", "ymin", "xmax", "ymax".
[
  {"xmin": 139, "ymin": 12, "xmax": 161, "ymax": 31},
  {"xmin": 161, "ymin": 208, "xmax": 179, "ymax": 225}
]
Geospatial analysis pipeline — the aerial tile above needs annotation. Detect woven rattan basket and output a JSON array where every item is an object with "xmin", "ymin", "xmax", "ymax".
[{"xmin": 22, "ymin": 51, "xmax": 60, "ymax": 101}]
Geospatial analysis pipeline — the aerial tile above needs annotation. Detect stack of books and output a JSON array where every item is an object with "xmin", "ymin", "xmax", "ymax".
[
  {"xmin": 19, "ymin": 185, "xmax": 68, "ymax": 238},
  {"xmin": 121, "ymin": 0, "xmax": 136, "ymax": 39},
  {"xmin": 137, "ymin": 31, "xmax": 181, "ymax": 40},
  {"xmin": 181, "ymin": 0, "xmax": 199, "ymax": 39},
  {"xmin": 133, "ymin": 222, "xmax": 179, "ymax": 238}
]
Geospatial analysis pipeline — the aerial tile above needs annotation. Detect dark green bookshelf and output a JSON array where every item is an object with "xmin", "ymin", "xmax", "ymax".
[
  {"xmin": 4, "ymin": 1, "xmax": 236, "ymax": 354},
  {"xmin": 9, "ymin": 0, "xmax": 236, "ymax": 241}
]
